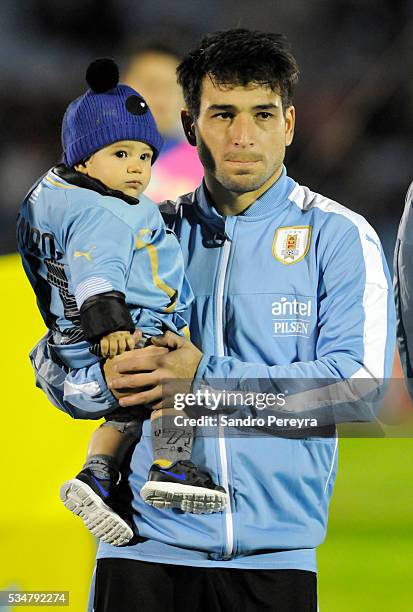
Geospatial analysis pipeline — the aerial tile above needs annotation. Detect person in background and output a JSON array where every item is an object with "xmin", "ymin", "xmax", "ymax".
[
  {"xmin": 122, "ymin": 42, "xmax": 203, "ymax": 202},
  {"xmin": 394, "ymin": 181, "xmax": 413, "ymax": 401}
]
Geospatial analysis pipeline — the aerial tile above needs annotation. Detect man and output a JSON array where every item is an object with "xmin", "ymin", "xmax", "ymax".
[
  {"xmin": 394, "ymin": 180, "xmax": 413, "ymax": 400},
  {"xmin": 31, "ymin": 29, "xmax": 395, "ymax": 611}
]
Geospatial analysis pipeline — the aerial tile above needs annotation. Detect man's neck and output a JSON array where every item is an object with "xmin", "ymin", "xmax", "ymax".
[{"xmin": 204, "ymin": 166, "xmax": 283, "ymax": 216}]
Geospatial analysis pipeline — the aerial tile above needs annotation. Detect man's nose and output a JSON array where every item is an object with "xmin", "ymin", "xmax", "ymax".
[{"xmin": 230, "ymin": 114, "xmax": 255, "ymax": 147}]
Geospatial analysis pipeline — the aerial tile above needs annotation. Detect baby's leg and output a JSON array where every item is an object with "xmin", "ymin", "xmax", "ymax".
[
  {"xmin": 60, "ymin": 415, "xmax": 141, "ymax": 546},
  {"xmin": 140, "ymin": 408, "xmax": 227, "ymax": 514},
  {"xmin": 83, "ymin": 417, "xmax": 141, "ymax": 488},
  {"xmin": 150, "ymin": 408, "xmax": 193, "ymax": 467}
]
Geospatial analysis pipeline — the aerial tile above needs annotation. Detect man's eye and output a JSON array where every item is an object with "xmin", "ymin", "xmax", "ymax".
[
  {"xmin": 214, "ymin": 112, "xmax": 233, "ymax": 120},
  {"xmin": 257, "ymin": 112, "xmax": 273, "ymax": 120},
  {"xmin": 115, "ymin": 151, "xmax": 127, "ymax": 158}
]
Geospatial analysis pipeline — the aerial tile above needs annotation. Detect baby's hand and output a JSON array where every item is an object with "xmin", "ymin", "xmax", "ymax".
[{"xmin": 100, "ymin": 330, "xmax": 136, "ymax": 358}]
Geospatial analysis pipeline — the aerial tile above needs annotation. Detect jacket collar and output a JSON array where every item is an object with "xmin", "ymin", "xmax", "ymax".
[
  {"xmin": 195, "ymin": 165, "xmax": 296, "ymax": 226},
  {"xmin": 51, "ymin": 164, "xmax": 139, "ymax": 206}
]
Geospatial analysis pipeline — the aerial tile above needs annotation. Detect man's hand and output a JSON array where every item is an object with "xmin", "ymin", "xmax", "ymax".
[
  {"xmin": 107, "ymin": 331, "xmax": 203, "ymax": 409},
  {"xmin": 103, "ymin": 344, "xmax": 169, "ymax": 401}
]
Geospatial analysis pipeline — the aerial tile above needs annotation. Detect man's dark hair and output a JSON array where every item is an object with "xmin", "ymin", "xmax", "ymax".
[{"xmin": 177, "ymin": 29, "xmax": 299, "ymax": 118}]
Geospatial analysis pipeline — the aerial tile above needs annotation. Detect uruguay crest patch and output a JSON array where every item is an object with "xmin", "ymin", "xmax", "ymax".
[{"xmin": 272, "ymin": 226, "xmax": 312, "ymax": 264}]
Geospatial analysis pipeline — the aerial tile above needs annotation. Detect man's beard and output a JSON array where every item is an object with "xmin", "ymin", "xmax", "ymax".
[
  {"xmin": 213, "ymin": 171, "xmax": 270, "ymax": 193},
  {"xmin": 197, "ymin": 136, "xmax": 274, "ymax": 194}
]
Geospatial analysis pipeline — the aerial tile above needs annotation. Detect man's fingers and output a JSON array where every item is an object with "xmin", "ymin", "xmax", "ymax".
[
  {"xmin": 109, "ymin": 371, "xmax": 158, "ymax": 390},
  {"xmin": 113, "ymin": 346, "xmax": 169, "ymax": 373},
  {"xmin": 118, "ymin": 384, "xmax": 164, "ymax": 407},
  {"xmin": 151, "ymin": 331, "xmax": 183, "ymax": 350}
]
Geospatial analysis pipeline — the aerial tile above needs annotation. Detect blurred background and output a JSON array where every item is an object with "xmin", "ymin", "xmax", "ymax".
[
  {"xmin": 1, "ymin": 0, "xmax": 413, "ymax": 259},
  {"xmin": 1, "ymin": 1, "xmax": 412, "ymax": 610}
]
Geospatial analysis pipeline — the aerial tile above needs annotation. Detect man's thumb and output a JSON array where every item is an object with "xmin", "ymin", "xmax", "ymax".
[
  {"xmin": 132, "ymin": 328, "xmax": 144, "ymax": 348},
  {"xmin": 151, "ymin": 332, "xmax": 182, "ymax": 350}
]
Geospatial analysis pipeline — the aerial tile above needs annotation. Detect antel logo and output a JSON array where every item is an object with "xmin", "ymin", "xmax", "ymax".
[
  {"xmin": 272, "ymin": 297, "xmax": 312, "ymax": 337},
  {"xmin": 271, "ymin": 297, "xmax": 312, "ymax": 317}
]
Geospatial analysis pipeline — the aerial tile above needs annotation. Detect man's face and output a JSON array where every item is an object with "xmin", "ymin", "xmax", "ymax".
[
  {"xmin": 75, "ymin": 140, "xmax": 153, "ymax": 198},
  {"xmin": 192, "ymin": 77, "xmax": 295, "ymax": 194}
]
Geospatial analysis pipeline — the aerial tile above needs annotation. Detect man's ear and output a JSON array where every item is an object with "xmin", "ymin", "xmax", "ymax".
[
  {"xmin": 285, "ymin": 105, "xmax": 295, "ymax": 147},
  {"xmin": 181, "ymin": 109, "xmax": 197, "ymax": 146}
]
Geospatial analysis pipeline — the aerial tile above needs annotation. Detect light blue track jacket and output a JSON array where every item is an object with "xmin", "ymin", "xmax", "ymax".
[
  {"xmin": 30, "ymin": 167, "xmax": 395, "ymax": 572},
  {"xmin": 394, "ymin": 180, "xmax": 413, "ymax": 399}
]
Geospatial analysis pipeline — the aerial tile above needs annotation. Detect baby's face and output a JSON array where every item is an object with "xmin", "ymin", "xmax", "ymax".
[{"xmin": 75, "ymin": 140, "xmax": 153, "ymax": 198}]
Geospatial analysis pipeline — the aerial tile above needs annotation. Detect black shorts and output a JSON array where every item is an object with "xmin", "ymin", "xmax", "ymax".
[{"xmin": 94, "ymin": 558, "xmax": 317, "ymax": 612}]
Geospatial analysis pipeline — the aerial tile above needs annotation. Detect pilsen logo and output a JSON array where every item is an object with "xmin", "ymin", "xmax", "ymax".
[{"xmin": 272, "ymin": 226, "xmax": 312, "ymax": 264}]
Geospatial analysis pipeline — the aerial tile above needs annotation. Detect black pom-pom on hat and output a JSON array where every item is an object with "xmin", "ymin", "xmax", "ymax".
[{"xmin": 86, "ymin": 58, "xmax": 119, "ymax": 93}]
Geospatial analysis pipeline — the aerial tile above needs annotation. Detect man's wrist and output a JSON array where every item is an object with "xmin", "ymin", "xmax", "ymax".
[
  {"xmin": 191, "ymin": 353, "xmax": 211, "ymax": 392},
  {"xmin": 101, "ymin": 359, "xmax": 121, "ymax": 401}
]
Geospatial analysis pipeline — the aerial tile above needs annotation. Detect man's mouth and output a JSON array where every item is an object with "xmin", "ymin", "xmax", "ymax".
[
  {"xmin": 224, "ymin": 159, "xmax": 261, "ymax": 172},
  {"xmin": 224, "ymin": 156, "xmax": 262, "ymax": 166}
]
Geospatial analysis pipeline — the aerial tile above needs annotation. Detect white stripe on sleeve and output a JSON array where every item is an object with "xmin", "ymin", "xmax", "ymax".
[
  {"xmin": 75, "ymin": 277, "xmax": 113, "ymax": 309},
  {"xmin": 289, "ymin": 184, "xmax": 389, "ymax": 380}
]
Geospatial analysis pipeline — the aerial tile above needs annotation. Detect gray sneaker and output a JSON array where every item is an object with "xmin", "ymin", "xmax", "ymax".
[
  {"xmin": 60, "ymin": 468, "xmax": 134, "ymax": 546},
  {"xmin": 140, "ymin": 460, "xmax": 228, "ymax": 514}
]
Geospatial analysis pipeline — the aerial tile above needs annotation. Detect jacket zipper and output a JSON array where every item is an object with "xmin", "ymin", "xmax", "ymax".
[{"xmin": 215, "ymin": 237, "xmax": 233, "ymax": 559}]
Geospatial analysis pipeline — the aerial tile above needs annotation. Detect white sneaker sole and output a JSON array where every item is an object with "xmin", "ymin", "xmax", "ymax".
[
  {"xmin": 140, "ymin": 481, "xmax": 228, "ymax": 513},
  {"xmin": 60, "ymin": 478, "xmax": 134, "ymax": 546}
]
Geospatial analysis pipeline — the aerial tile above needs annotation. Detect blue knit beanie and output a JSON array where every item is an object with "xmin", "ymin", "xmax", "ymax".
[{"xmin": 62, "ymin": 58, "xmax": 163, "ymax": 167}]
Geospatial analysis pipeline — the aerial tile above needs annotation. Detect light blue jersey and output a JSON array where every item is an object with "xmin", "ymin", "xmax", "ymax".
[
  {"xmin": 17, "ymin": 165, "xmax": 193, "ymax": 368},
  {"xmin": 30, "ymin": 167, "xmax": 395, "ymax": 573}
]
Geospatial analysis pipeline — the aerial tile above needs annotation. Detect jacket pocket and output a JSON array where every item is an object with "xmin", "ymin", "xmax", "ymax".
[{"xmin": 232, "ymin": 436, "xmax": 338, "ymax": 555}]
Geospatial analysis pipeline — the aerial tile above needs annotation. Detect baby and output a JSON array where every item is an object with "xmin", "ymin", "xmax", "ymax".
[{"xmin": 17, "ymin": 59, "xmax": 226, "ymax": 547}]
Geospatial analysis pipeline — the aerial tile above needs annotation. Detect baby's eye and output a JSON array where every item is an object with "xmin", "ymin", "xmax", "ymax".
[
  {"xmin": 140, "ymin": 152, "xmax": 152, "ymax": 161},
  {"xmin": 115, "ymin": 151, "xmax": 128, "ymax": 159}
]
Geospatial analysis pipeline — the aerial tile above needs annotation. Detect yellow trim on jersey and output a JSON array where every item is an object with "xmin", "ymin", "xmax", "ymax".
[
  {"xmin": 146, "ymin": 244, "xmax": 177, "ymax": 312},
  {"xmin": 45, "ymin": 176, "xmax": 78, "ymax": 189},
  {"xmin": 136, "ymin": 230, "xmax": 178, "ymax": 313},
  {"xmin": 181, "ymin": 325, "xmax": 191, "ymax": 340}
]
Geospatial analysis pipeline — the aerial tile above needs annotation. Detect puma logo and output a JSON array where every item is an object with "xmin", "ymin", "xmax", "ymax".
[{"xmin": 74, "ymin": 245, "xmax": 96, "ymax": 262}]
